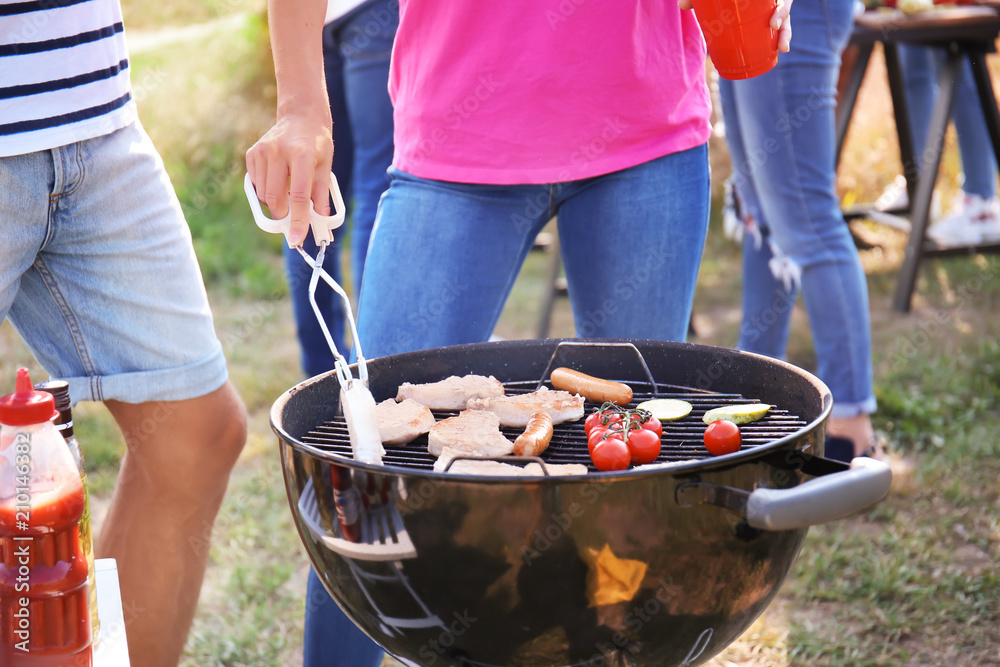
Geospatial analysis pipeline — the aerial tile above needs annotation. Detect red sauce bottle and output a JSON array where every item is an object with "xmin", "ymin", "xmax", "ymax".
[
  {"xmin": 331, "ymin": 464, "xmax": 362, "ymax": 543},
  {"xmin": 0, "ymin": 369, "xmax": 93, "ymax": 666}
]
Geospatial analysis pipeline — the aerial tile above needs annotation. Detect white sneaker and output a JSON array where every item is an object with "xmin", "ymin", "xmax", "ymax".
[
  {"xmin": 926, "ymin": 193, "xmax": 1000, "ymax": 246},
  {"xmin": 873, "ymin": 175, "xmax": 942, "ymax": 217},
  {"xmin": 875, "ymin": 175, "xmax": 909, "ymax": 211}
]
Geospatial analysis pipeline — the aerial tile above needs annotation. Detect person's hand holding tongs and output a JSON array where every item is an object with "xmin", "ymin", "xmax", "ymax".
[
  {"xmin": 245, "ymin": 6, "xmax": 384, "ymax": 464},
  {"xmin": 243, "ymin": 165, "xmax": 385, "ymax": 466},
  {"xmin": 245, "ymin": 0, "xmax": 335, "ymax": 246}
]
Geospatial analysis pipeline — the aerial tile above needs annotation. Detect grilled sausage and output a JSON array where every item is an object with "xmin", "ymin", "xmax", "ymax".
[
  {"xmin": 550, "ymin": 367, "xmax": 633, "ymax": 406},
  {"xmin": 513, "ymin": 411, "xmax": 554, "ymax": 457}
]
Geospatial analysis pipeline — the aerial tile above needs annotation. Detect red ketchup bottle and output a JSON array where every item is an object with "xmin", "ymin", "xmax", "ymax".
[
  {"xmin": 331, "ymin": 465, "xmax": 362, "ymax": 543},
  {"xmin": 0, "ymin": 369, "xmax": 93, "ymax": 666}
]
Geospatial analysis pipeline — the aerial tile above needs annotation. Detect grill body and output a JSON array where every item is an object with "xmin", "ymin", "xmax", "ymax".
[{"xmin": 273, "ymin": 339, "xmax": 835, "ymax": 666}]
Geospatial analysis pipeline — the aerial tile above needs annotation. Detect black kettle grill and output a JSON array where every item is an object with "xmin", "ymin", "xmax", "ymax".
[{"xmin": 271, "ymin": 339, "xmax": 891, "ymax": 666}]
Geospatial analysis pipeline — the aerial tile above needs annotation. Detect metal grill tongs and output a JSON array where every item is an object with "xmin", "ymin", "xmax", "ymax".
[{"xmin": 244, "ymin": 173, "xmax": 384, "ymax": 465}]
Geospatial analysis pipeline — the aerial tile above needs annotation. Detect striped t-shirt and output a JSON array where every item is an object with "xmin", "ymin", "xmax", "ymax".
[{"xmin": 0, "ymin": 0, "xmax": 135, "ymax": 157}]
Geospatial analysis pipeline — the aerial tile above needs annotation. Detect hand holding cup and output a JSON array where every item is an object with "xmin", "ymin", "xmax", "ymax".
[{"xmin": 679, "ymin": 0, "xmax": 792, "ymax": 79}]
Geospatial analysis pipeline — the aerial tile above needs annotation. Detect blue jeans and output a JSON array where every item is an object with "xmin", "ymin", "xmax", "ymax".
[
  {"xmin": 898, "ymin": 43, "xmax": 998, "ymax": 199},
  {"xmin": 304, "ymin": 568, "xmax": 384, "ymax": 667},
  {"xmin": 283, "ymin": 0, "xmax": 397, "ymax": 377},
  {"xmin": 356, "ymin": 147, "xmax": 710, "ymax": 358},
  {"xmin": 304, "ymin": 146, "xmax": 709, "ymax": 666},
  {"xmin": 718, "ymin": 0, "xmax": 876, "ymax": 418}
]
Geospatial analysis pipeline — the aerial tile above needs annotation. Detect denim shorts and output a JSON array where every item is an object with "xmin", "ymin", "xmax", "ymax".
[{"xmin": 0, "ymin": 121, "xmax": 228, "ymax": 404}]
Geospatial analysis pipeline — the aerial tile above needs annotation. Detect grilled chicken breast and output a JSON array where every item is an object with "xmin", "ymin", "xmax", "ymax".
[
  {"xmin": 467, "ymin": 386, "xmax": 585, "ymax": 427},
  {"xmin": 427, "ymin": 409, "xmax": 514, "ymax": 457},
  {"xmin": 432, "ymin": 448, "xmax": 588, "ymax": 476},
  {"xmin": 396, "ymin": 374, "xmax": 505, "ymax": 411},
  {"xmin": 376, "ymin": 398, "xmax": 436, "ymax": 446},
  {"xmin": 523, "ymin": 462, "xmax": 589, "ymax": 476},
  {"xmin": 433, "ymin": 447, "xmax": 524, "ymax": 474}
]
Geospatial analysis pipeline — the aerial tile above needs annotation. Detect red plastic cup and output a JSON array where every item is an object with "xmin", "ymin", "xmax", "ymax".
[{"xmin": 691, "ymin": 0, "xmax": 780, "ymax": 80}]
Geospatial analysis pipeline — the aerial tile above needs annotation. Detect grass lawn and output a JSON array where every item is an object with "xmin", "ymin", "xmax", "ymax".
[{"xmin": 0, "ymin": 5, "xmax": 997, "ymax": 666}]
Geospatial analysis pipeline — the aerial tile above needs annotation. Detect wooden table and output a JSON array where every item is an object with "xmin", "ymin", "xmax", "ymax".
[{"xmin": 835, "ymin": 5, "xmax": 1000, "ymax": 311}]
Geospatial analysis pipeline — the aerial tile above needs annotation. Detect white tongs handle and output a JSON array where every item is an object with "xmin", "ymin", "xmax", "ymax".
[{"xmin": 243, "ymin": 172, "xmax": 346, "ymax": 246}]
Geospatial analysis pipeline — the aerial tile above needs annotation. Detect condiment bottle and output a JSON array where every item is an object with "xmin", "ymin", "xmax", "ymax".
[
  {"xmin": 34, "ymin": 380, "xmax": 99, "ymax": 646},
  {"xmin": 331, "ymin": 464, "xmax": 362, "ymax": 542},
  {"xmin": 0, "ymin": 368, "xmax": 93, "ymax": 666}
]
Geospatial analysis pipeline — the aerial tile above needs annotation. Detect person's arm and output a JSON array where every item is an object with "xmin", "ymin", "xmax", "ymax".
[
  {"xmin": 246, "ymin": 0, "xmax": 332, "ymax": 246},
  {"xmin": 677, "ymin": 0, "xmax": 793, "ymax": 53}
]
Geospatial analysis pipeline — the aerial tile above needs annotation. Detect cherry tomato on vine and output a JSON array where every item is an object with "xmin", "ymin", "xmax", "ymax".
[
  {"xmin": 590, "ymin": 436, "xmax": 631, "ymax": 472},
  {"xmin": 587, "ymin": 426, "xmax": 609, "ymax": 454},
  {"xmin": 626, "ymin": 428, "xmax": 661, "ymax": 465},
  {"xmin": 604, "ymin": 411, "xmax": 624, "ymax": 428},
  {"xmin": 586, "ymin": 409, "xmax": 623, "ymax": 435},
  {"xmin": 584, "ymin": 411, "xmax": 604, "ymax": 434},
  {"xmin": 704, "ymin": 419, "xmax": 741, "ymax": 456},
  {"xmin": 588, "ymin": 422, "xmax": 627, "ymax": 454},
  {"xmin": 635, "ymin": 412, "xmax": 663, "ymax": 438}
]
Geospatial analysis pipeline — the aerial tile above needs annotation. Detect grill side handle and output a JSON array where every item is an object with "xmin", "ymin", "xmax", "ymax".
[
  {"xmin": 676, "ymin": 457, "xmax": 892, "ymax": 531},
  {"xmin": 746, "ymin": 457, "xmax": 892, "ymax": 530}
]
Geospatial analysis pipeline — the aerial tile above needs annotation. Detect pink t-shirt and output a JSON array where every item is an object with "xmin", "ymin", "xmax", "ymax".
[{"xmin": 389, "ymin": 0, "xmax": 712, "ymax": 185}]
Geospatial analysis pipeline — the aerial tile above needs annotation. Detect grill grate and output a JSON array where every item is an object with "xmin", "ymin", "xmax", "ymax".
[{"xmin": 300, "ymin": 380, "xmax": 808, "ymax": 472}]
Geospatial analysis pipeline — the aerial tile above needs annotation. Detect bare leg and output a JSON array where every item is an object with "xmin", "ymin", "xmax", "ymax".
[{"xmin": 97, "ymin": 382, "xmax": 247, "ymax": 667}]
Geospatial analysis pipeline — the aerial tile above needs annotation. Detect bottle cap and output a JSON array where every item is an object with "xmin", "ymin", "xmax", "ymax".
[
  {"xmin": 34, "ymin": 379, "xmax": 71, "ymax": 411},
  {"xmin": 35, "ymin": 379, "xmax": 74, "ymax": 438},
  {"xmin": 0, "ymin": 368, "xmax": 59, "ymax": 426}
]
